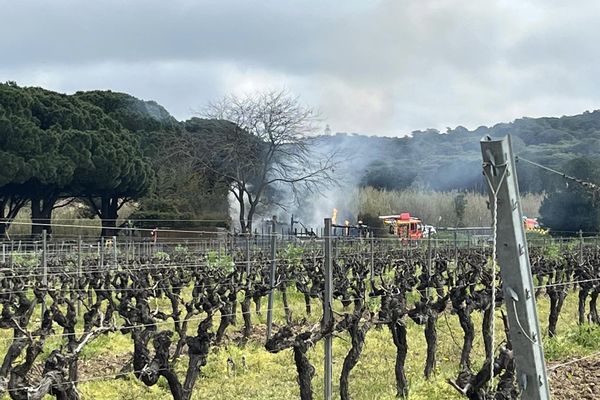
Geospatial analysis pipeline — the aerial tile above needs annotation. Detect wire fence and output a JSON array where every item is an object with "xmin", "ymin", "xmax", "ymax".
[{"xmin": 0, "ymin": 227, "xmax": 600, "ymax": 398}]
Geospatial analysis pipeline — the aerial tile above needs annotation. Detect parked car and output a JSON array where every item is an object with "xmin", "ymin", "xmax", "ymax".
[{"xmin": 420, "ymin": 225, "xmax": 437, "ymax": 237}]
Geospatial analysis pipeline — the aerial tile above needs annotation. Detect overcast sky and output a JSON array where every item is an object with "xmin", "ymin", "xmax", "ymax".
[{"xmin": 1, "ymin": 0, "xmax": 599, "ymax": 136}]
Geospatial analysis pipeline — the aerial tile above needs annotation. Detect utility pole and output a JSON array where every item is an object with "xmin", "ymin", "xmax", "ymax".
[{"xmin": 481, "ymin": 135, "xmax": 550, "ymax": 400}]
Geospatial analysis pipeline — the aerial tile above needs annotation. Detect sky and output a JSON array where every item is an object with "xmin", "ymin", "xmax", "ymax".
[{"xmin": 2, "ymin": 0, "xmax": 600, "ymax": 136}]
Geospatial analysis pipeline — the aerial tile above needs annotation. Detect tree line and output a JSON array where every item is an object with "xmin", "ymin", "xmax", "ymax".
[
  {"xmin": 321, "ymin": 113, "xmax": 600, "ymax": 233},
  {"xmin": 0, "ymin": 84, "xmax": 335, "ymax": 238},
  {"xmin": 0, "ymin": 83, "xmax": 155, "ymax": 237},
  {"xmin": 2, "ymin": 81, "xmax": 599, "ymax": 237}
]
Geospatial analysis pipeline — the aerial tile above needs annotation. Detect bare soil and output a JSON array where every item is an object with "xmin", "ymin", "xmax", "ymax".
[{"xmin": 549, "ymin": 355, "xmax": 600, "ymax": 399}]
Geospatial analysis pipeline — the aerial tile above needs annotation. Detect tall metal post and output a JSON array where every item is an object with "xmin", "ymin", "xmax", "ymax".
[
  {"xmin": 481, "ymin": 135, "xmax": 550, "ymax": 399},
  {"xmin": 245, "ymin": 235, "xmax": 251, "ymax": 279},
  {"xmin": 112, "ymin": 236, "xmax": 118, "ymax": 271},
  {"xmin": 7, "ymin": 243, "xmax": 12, "ymax": 268},
  {"xmin": 99, "ymin": 238, "xmax": 104, "ymax": 268},
  {"xmin": 42, "ymin": 229, "xmax": 48, "ymax": 317},
  {"xmin": 323, "ymin": 218, "xmax": 333, "ymax": 400},
  {"xmin": 427, "ymin": 227, "xmax": 433, "ymax": 298},
  {"xmin": 370, "ymin": 237, "xmax": 375, "ymax": 279},
  {"xmin": 266, "ymin": 216, "xmax": 277, "ymax": 340},
  {"xmin": 77, "ymin": 236, "xmax": 82, "ymax": 316},
  {"xmin": 579, "ymin": 229, "xmax": 584, "ymax": 266},
  {"xmin": 453, "ymin": 229, "xmax": 458, "ymax": 268}
]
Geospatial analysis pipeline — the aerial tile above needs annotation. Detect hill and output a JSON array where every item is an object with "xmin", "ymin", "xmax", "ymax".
[{"xmin": 316, "ymin": 110, "xmax": 600, "ymax": 194}]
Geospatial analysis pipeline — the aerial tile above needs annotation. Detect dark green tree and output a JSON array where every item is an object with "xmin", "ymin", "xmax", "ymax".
[
  {"xmin": 360, "ymin": 160, "xmax": 416, "ymax": 191},
  {"xmin": 76, "ymin": 91, "xmax": 229, "ymax": 230},
  {"xmin": 539, "ymin": 157, "xmax": 600, "ymax": 234},
  {"xmin": 75, "ymin": 129, "xmax": 153, "ymax": 236},
  {"xmin": 0, "ymin": 91, "xmax": 34, "ymax": 237},
  {"xmin": 0, "ymin": 83, "xmax": 154, "ymax": 237}
]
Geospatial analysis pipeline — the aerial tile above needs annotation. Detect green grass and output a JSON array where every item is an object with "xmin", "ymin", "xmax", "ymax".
[{"xmin": 1, "ymin": 287, "xmax": 598, "ymax": 399}]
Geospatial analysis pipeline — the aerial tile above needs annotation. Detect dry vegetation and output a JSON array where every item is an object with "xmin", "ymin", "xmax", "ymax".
[{"xmin": 351, "ymin": 188, "xmax": 543, "ymax": 227}]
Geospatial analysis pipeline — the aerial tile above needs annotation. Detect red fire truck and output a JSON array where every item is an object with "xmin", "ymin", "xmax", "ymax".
[{"xmin": 379, "ymin": 213, "xmax": 425, "ymax": 240}]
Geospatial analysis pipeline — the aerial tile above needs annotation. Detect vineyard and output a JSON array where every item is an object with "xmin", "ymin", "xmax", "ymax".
[{"xmin": 0, "ymin": 234, "xmax": 598, "ymax": 400}]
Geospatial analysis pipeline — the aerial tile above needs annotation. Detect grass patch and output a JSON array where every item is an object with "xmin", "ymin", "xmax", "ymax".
[{"xmin": 0, "ymin": 286, "xmax": 598, "ymax": 399}]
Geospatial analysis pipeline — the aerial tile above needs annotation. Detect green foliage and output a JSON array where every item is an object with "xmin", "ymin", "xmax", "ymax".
[
  {"xmin": 360, "ymin": 160, "xmax": 417, "ymax": 190},
  {"xmin": 539, "ymin": 157, "xmax": 600, "ymax": 233},
  {"xmin": 9, "ymin": 251, "xmax": 40, "ymax": 268},
  {"xmin": 0, "ymin": 83, "xmax": 154, "ymax": 234},
  {"xmin": 205, "ymin": 250, "xmax": 234, "ymax": 273},
  {"xmin": 544, "ymin": 324, "xmax": 600, "ymax": 360},
  {"xmin": 152, "ymin": 251, "xmax": 170, "ymax": 262},
  {"xmin": 282, "ymin": 243, "xmax": 304, "ymax": 266},
  {"xmin": 572, "ymin": 324, "xmax": 600, "ymax": 348},
  {"xmin": 173, "ymin": 244, "xmax": 190, "ymax": 260},
  {"xmin": 542, "ymin": 241, "xmax": 562, "ymax": 260},
  {"xmin": 73, "ymin": 90, "xmax": 178, "ymax": 134},
  {"xmin": 320, "ymin": 111, "xmax": 600, "ymax": 195}
]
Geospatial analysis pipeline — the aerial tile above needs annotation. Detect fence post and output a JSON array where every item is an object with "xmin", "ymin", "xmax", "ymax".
[
  {"xmin": 453, "ymin": 229, "xmax": 458, "ymax": 269},
  {"xmin": 266, "ymin": 216, "xmax": 277, "ymax": 340},
  {"xmin": 77, "ymin": 236, "xmax": 82, "ymax": 316},
  {"xmin": 42, "ymin": 229, "xmax": 48, "ymax": 318},
  {"xmin": 7, "ymin": 242, "xmax": 12, "ymax": 268},
  {"xmin": 427, "ymin": 227, "xmax": 433, "ymax": 298},
  {"xmin": 126, "ymin": 232, "xmax": 130, "ymax": 264},
  {"xmin": 113, "ymin": 236, "xmax": 118, "ymax": 271},
  {"xmin": 100, "ymin": 237, "xmax": 105, "ymax": 268},
  {"xmin": 579, "ymin": 229, "xmax": 584, "ymax": 265},
  {"xmin": 245, "ymin": 235, "xmax": 251, "ymax": 279},
  {"xmin": 323, "ymin": 218, "xmax": 333, "ymax": 400},
  {"xmin": 370, "ymin": 237, "xmax": 374, "ymax": 280},
  {"xmin": 481, "ymin": 135, "xmax": 550, "ymax": 399}
]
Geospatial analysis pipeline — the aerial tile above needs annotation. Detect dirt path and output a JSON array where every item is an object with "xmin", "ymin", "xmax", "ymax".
[{"xmin": 549, "ymin": 355, "xmax": 600, "ymax": 399}]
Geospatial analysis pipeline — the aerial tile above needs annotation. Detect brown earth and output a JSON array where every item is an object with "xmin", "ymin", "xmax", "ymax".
[{"xmin": 549, "ymin": 355, "xmax": 600, "ymax": 399}]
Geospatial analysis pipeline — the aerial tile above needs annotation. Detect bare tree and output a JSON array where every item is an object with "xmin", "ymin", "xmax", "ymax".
[{"xmin": 175, "ymin": 89, "xmax": 336, "ymax": 233}]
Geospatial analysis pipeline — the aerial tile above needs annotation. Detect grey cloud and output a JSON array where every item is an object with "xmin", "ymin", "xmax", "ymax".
[{"xmin": 2, "ymin": 0, "xmax": 600, "ymax": 135}]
